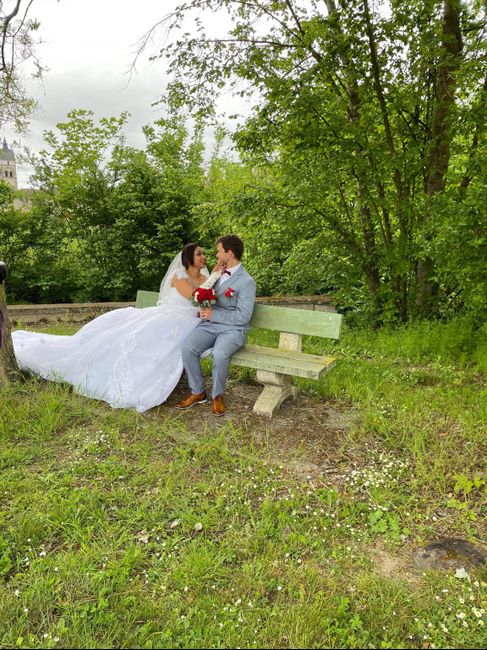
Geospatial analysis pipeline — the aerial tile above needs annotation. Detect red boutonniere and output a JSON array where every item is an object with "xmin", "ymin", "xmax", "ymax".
[{"xmin": 224, "ymin": 287, "xmax": 236, "ymax": 298}]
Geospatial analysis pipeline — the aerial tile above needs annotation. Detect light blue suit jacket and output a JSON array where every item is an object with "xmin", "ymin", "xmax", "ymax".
[{"xmin": 209, "ymin": 265, "xmax": 256, "ymax": 332}]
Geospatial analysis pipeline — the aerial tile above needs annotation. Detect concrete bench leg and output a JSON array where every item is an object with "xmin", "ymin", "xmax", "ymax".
[{"xmin": 253, "ymin": 370, "xmax": 299, "ymax": 417}]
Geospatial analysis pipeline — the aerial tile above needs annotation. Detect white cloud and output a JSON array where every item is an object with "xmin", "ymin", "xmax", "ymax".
[{"xmin": 3, "ymin": 0, "xmax": 250, "ymax": 187}]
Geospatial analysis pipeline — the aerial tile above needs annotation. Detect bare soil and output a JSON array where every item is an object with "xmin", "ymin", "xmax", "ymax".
[{"xmin": 155, "ymin": 374, "xmax": 362, "ymax": 483}]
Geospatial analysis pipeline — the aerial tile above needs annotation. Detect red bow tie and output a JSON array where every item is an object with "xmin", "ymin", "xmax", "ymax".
[{"xmin": 223, "ymin": 269, "xmax": 231, "ymax": 276}]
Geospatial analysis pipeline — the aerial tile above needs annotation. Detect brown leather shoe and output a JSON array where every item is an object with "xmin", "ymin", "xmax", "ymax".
[
  {"xmin": 175, "ymin": 392, "xmax": 207, "ymax": 409},
  {"xmin": 211, "ymin": 395, "xmax": 225, "ymax": 416}
]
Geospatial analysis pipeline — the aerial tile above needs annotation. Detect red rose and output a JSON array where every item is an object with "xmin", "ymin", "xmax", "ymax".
[
  {"xmin": 224, "ymin": 287, "xmax": 235, "ymax": 298},
  {"xmin": 192, "ymin": 287, "xmax": 217, "ymax": 307}
]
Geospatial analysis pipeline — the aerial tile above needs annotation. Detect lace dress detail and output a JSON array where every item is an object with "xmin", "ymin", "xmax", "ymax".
[{"xmin": 12, "ymin": 287, "xmax": 199, "ymax": 412}]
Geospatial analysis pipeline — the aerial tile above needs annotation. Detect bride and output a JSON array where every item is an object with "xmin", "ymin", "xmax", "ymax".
[{"xmin": 12, "ymin": 243, "xmax": 218, "ymax": 413}]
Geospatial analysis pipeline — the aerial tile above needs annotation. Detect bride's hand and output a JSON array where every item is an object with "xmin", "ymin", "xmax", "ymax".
[{"xmin": 212, "ymin": 263, "xmax": 222, "ymax": 273}]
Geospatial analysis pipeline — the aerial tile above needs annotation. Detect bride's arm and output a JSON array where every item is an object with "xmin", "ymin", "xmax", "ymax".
[
  {"xmin": 172, "ymin": 265, "xmax": 222, "ymax": 298},
  {"xmin": 199, "ymin": 266, "xmax": 222, "ymax": 289}
]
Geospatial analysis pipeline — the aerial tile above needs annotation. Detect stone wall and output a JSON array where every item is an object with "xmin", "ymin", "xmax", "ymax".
[
  {"xmin": 9, "ymin": 295, "xmax": 336, "ymax": 327},
  {"xmin": 9, "ymin": 302, "xmax": 134, "ymax": 327}
]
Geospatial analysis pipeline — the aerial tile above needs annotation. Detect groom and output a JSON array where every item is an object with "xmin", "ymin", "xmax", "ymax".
[{"xmin": 176, "ymin": 234, "xmax": 256, "ymax": 415}]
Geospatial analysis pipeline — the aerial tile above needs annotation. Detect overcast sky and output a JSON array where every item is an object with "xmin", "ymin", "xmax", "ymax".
[{"xmin": 4, "ymin": 0, "xmax": 244, "ymax": 187}]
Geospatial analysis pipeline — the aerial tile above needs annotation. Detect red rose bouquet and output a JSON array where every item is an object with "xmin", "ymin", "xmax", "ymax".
[{"xmin": 192, "ymin": 287, "xmax": 217, "ymax": 308}]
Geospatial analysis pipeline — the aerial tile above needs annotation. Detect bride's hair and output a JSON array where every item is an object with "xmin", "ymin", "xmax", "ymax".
[{"xmin": 181, "ymin": 243, "xmax": 200, "ymax": 270}]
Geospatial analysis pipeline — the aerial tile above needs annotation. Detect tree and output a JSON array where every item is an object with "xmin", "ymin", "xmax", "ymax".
[
  {"xmin": 21, "ymin": 109, "xmax": 205, "ymax": 302},
  {"xmin": 0, "ymin": 260, "xmax": 19, "ymax": 383},
  {"xmin": 145, "ymin": 0, "xmax": 486, "ymax": 322},
  {"xmin": 0, "ymin": 181, "xmax": 18, "ymax": 381},
  {"xmin": 0, "ymin": 0, "xmax": 43, "ymax": 382},
  {"xmin": 0, "ymin": 0, "xmax": 43, "ymax": 132}
]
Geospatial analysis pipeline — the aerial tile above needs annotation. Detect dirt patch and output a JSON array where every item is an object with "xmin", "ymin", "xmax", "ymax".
[
  {"xmin": 152, "ymin": 374, "xmax": 362, "ymax": 480},
  {"xmin": 368, "ymin": 543, "xmax": 420, "ymax": 585},
  {"xmin": 368, "ymin": 538, "xmax": 487, "ymax": 585},
  {"xmin": 410, "ymin": 538, "xmax": 487, "ymax": 571}
]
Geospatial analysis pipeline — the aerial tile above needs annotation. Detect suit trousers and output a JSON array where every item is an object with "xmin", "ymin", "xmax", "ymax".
[{"xmin": 181, "ymin": 321, "xmax": 246, "ymax": 399}]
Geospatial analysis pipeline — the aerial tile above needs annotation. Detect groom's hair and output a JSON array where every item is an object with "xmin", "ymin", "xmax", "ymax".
[
  {"xmin": 217, "ymin": 234, "xmax": 244, "ymax": 260},
  {"xmin": 181, "ymin": 243, "xmax": 199, "ymax": 270}
]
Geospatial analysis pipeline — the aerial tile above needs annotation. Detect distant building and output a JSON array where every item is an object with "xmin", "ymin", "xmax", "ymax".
[{"xmin": 0, "ymin": 138, "xmax": 18, "ymax": 190}]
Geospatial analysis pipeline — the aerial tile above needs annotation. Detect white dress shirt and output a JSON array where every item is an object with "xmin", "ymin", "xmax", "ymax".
[{"xmin": 219, "ymin": 263, "xmax": 241, "ymax": 287}]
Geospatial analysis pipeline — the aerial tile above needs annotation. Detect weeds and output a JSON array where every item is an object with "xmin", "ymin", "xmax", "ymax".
[{"xmin": 0, "ymin": 317, "xmax": 485, "ymax": 648}]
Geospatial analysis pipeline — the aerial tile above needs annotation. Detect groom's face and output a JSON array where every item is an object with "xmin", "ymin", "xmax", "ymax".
[{"xmin": 216, "ymin": 242, "xmax": 232, "ymax": 267}]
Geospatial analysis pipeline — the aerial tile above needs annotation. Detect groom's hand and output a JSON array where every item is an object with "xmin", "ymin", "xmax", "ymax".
[{"xmin": 199, "ymin": 307, "xmax": 213, "ymax": 320}]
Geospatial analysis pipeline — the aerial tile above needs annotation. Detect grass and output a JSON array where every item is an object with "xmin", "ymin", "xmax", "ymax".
[{"xmin": 0, "ymin": 316, "xmax": 486, "ymax": 648}]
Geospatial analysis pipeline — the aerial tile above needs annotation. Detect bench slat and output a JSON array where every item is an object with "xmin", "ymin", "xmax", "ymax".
[
  {"xmin": 250, "ymin": 304, "xmax": 342, "ymax": 339},
  {"xmin": 232, "ymin": 344, "xmax": 336, "ymax": 379},
  {"xmin": 135, "ymin": 291, "xmax": 342, "ymax": 339},
  {"xmin": 136, "ymin": 290, "xmax": 159, "ymax": 309}
]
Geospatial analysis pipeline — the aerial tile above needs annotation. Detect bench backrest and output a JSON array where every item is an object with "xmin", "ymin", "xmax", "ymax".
[
  {"xmin": 136, "ymin": 290, "xmax": 161, "ymax": 309},
  {"xmin": 136, "ymin": 290, "xmax": 342, "ymax": 340}
]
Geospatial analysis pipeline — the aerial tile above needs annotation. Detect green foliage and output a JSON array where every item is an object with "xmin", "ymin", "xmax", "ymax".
[
  {"xmin": 0, "ymin": 534, "xmax": 13, "ymax": 577},
  {"xmin": 1, "ymin": 110, "xmax": 206, "ymax": 303},
  {"xmin": 150, "ymin": 0, "xmax": 487, "ymax": 323},
  {"xmin": 3, "ymin": 2, "xmax": 487, "ymax": 325}
]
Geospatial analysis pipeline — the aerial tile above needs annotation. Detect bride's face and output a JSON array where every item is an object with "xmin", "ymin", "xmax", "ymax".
[{"xmin": 193, "ymin": 247, "xmax": 207, "ymax": 269}]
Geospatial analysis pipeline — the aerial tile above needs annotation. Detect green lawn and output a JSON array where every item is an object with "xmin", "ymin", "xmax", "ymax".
[{"xmin": 0, "ymin": 317, "xmax": 485, "ymax": 648}]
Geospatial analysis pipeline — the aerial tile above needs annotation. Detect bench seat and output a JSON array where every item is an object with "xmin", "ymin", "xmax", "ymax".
[
  {"xmin": 135, "ymin": 290, "xmax": 342, "ymax": 417},
  {"xmin": 231, "ymin": 344, "xmax": 336, "ymax": 379}
]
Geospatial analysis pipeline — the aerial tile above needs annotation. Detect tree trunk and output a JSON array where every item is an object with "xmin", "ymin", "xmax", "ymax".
[
  {"xmin": 323, "ymin": 1, "xmax": 383, "ymax": 323},
  {"xmin": 416, "ymin": 0, "xmax": 463, "ymax": 316},
  {"xmin": 0, "ymin": 271, "xmax": 19, "ymax": 384}
]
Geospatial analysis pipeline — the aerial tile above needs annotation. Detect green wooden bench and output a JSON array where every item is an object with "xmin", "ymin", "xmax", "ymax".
[{"xmin": 136, "ymin": 291, "xmax": 343, "ymax": 417}]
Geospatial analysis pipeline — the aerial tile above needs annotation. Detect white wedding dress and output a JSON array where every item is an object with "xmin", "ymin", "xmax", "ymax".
[{"xmin": 12, "ymin": 272, "xmax": 200, "ymax": 413}]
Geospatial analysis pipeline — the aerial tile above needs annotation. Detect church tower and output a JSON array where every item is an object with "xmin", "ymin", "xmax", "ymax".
[{"xmin": 0, "ymin": 138, "xmax": 18, "ymax": 190}]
